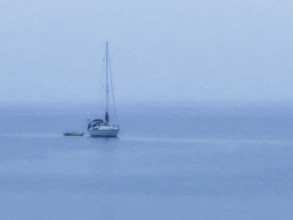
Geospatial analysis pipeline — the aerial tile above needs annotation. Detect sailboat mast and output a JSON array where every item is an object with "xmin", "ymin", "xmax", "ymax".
[{"xmin": 105, "ymin": 42, "xmax": 109, "ymax": 123}]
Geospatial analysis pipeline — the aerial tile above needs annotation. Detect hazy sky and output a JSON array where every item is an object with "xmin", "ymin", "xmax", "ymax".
[{"xmin": 0, "ymin": 0, "xmax": 292, "ymax": 105}]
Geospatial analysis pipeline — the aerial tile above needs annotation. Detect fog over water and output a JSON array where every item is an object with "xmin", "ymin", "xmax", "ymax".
[
  {"xmin": 0, "ymin": 0, "xmax": 293, "ymax": 105},
  {"xmin": 1, "ymin": 1, "xmax": 293, "ymax": 219}
]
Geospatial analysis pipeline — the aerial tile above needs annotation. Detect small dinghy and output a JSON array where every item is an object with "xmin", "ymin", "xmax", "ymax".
[{"xmin": 63, "ymin": 132, "xmax": 84, "ymax": 136}]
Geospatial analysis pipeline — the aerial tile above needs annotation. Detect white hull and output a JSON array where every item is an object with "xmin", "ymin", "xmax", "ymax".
[{"xmin": 89, "ymin": 127, "xmax": 119, "ymax": 137}]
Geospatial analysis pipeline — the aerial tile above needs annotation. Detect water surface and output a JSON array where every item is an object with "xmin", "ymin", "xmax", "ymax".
[{"xmin": 0, "ymin": 104, "xmax": 293, "ymax": 219}]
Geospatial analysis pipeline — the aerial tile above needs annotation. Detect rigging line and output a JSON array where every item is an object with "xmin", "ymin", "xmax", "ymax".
[
  {"xmin": 97, "ymin": 55, "xmax": 105, "ymax": 111},
  {"xmin": 108, "ymin": 52, "xmax": 117, "ymax": 124}
]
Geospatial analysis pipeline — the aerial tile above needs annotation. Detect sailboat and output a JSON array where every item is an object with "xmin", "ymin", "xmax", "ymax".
[{"xmin": 87, "ymin": 42, "xmax": 120, "ymax": 137}]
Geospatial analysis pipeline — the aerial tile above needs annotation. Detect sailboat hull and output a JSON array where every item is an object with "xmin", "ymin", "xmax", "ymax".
[{"xmin": 89, "ymin": 127, "xmax": 119, "ymax": 137}]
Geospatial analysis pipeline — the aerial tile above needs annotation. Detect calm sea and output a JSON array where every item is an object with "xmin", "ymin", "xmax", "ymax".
[{"xmin": 0, "ymin": 104, "xmax": 293, "ymax": 220}]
